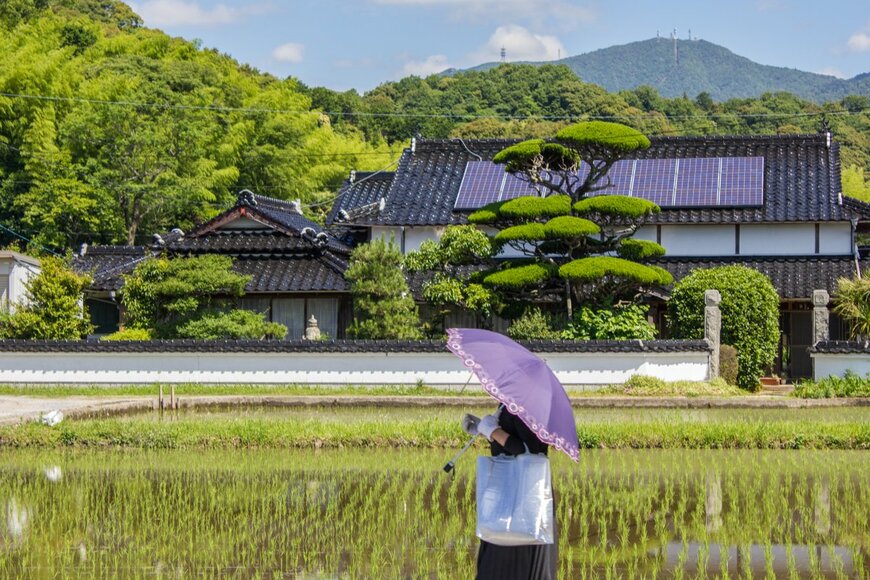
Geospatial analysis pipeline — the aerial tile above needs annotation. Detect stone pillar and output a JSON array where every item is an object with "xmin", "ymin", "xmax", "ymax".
[
  {"xmin": 704, "ymin": 289, "xmax": 722, "ymax": 380},
  {"xmin": 812, "ymin": 289, "xmax": 830, "ymax": 344},
  {"xmin": 304, "ymin": 315, "xmax": 321, "ymax": 341}
]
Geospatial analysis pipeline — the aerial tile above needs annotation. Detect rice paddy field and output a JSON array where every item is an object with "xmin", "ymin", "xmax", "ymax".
[{"xmin": 0, "ymin": 406, "xmax": 868, "ymax": 577}]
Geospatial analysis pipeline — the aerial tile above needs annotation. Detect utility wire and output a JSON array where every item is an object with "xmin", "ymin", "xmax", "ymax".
[{"xmin": 0, "ymin": 222, "xmax": 64, "ymax": 258}]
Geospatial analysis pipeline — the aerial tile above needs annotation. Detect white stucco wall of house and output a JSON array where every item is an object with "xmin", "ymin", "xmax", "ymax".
[
  {"xmin": 740, "ymin": 224, "xmax": 815, "ymax": 255},
  {"xmin": 818, "ymin": 223, "xmax": 852, "ymax": 255},
  {"xmin": 0, "ymin": 253, "xmax": 40, "ymax": 310},
  {"xmin": 660, "ymin": 225, "xmax": 736, "ymax": 256},
  {"xmin": 0, "ymin": 350, "xmax": 710, "ymax": 387}
]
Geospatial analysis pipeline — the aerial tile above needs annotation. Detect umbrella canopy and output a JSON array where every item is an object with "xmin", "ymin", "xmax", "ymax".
[{"xmin": 446, "ymin": 328, "xmax": 579, "ymax": 461}]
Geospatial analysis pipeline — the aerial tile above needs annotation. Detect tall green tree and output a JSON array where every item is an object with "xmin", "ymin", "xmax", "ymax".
[
  {"xmin": 345, "ymin": 237, "xmax": 422, "ymax": 339},
  {"xmin": 0, "ymin": 256, "xmax": 93, "ymax": 339}
]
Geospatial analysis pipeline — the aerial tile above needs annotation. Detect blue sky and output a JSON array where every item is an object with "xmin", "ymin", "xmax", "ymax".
[{"xmin": 127, "ymin": 0, "xmax": 870, "ymax": 92}]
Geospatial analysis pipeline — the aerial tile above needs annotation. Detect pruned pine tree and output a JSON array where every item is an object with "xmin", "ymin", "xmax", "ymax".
[
  {"xmin": 346, "ymin": 237, "xmax": 422, "ymax": 340},
  {"xmin": 470, "ymin": 121, "xmax": 673, "ymax": 316}
]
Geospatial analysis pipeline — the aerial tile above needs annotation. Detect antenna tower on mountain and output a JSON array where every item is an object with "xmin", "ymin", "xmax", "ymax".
[{"xmin": 500, "ymin": 47, "xmax": 506, "ymax": 62}]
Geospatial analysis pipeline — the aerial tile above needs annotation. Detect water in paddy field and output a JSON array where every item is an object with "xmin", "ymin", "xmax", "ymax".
[{"xmin": 0, "ymin": 449, "xmax": 866, "ymax": 578}]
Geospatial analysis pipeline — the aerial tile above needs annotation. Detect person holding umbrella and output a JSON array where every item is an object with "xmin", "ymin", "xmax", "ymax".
[
  {"xmin": 462, "ymin": 405, "xmax": 556, "ymax": 579},
  {"xmin": 445, "ymin": 328, "xmax": 580, "ymax": 580}
]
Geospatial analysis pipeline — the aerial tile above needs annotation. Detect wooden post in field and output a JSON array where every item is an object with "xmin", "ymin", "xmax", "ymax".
[
  {"xmin": 159, "ymin": 384, "xmax": 164, "ymax": 411},
  {"xmin": 170, "ymin": 385, "xmax": 175, "ymax": 410}
]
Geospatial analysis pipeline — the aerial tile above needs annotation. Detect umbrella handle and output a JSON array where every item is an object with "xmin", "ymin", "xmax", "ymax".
[{"xmin": 443, "ymin": 435, "xmax": 478, "ymax": 473}]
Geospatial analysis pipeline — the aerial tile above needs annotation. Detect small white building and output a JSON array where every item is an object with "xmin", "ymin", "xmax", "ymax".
[{"xmin": 0, "ymin": 251, "xmax": 40, "ymax": 311}]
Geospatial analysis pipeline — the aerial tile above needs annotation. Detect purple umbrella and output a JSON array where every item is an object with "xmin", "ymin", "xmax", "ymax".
[{"xmin": 446, "ymin": 328, "xmax": 579, "ymax": 461}]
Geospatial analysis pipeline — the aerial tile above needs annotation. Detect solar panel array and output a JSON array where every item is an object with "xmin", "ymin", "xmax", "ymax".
[{"xmin": 453, "ymin": 157, "xmax": 764, "ymax": 210}]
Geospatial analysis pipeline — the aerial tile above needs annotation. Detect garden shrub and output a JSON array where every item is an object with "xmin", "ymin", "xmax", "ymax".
[
  {"xmin": 506, "ymin": 307, "xmax": 562, "ymax": 340},
  {"xmin": 561, "ymin": 302, "xmax": 656, "ymax": 340},
  {"xmin": 669, "ymin": 265, "xmax": 779, "ymax": 391},
  {"xmin": 832, "ymin": 276, "xmax": 870, "ymax": 338},
  {"xmin": 793, "ymin": 370, "xmax": 870, "ymax": 398},
  {"xmin": 175, "ymin": 310, "xmax": 287, "ymax": 340},
  {"xmin": 719, "ymin": 344, "xmax": 739, "ymax": 386},
  {"xmin": 103, "ymin": 328, "xmax": 153, "ymax": 341}
]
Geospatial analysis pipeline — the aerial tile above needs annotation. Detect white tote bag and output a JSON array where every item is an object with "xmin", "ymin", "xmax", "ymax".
[{"xmin": 476, "ymin": 451, "xmax": 554, "ymax": 546}]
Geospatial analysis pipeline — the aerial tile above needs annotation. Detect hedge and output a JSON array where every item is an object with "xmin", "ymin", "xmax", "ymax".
[{"xmin": 668, "ymin": 265, "xmax": 779, "ymax": 391}]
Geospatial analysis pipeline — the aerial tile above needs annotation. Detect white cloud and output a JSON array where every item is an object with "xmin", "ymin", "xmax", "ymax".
[
  {"xmin": 272, "ymin": 42, "xmax": 305, "ymax": 63},
  {"xmin": 129, "ymin": 1, "xmax": 271, "ymax": 27},
  {"xmin": 469, "ymin": 25, "xmax": 566, "ymax": 64},
  {"xmin": 371, "ymin": 0, "xmax": 594, "ymax": 28},
  {"xmin": 130, "ymin": 1, "xmax": 235, "ymax": 26},
  {"xmin": 847, "ymin": 32, "xmax": 870, "ymax": 53},
  {"xmin": 817, "ymin": 67, "xmax": 846, "ymax": 79},
  {"xmin": 402, "ymin": 54, "xmax": 451, "ymax": 76}
]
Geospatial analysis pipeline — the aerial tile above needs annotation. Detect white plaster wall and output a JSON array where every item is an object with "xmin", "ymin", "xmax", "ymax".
[
  {"xmin": 370, "ymin": 226, "xmax": 404, "ymax": 250},
  {"xmin": 740, "ymin": 224, "xmax": 815, "ymax": 255},
  {"xmin": 0, "ymin": 350, "xmax": 710, "ymax": 387},
  {"xmin": 818, "ymin": 223, "xmax": 852, "ymax": 255},
  {"xmin": 660, "ymin": 225, "xmax": 735, "ymax": 256},
  {"xmin": 0, "ymin": 258, "xmax": 39, "ymax": 310},
  {"xmin": 633, "ymin": 226, "xmax": 657, "ymax": 242},
  {"xmin": 812, "ymin": 354, "xmax": 870, "ymax": 380},
  {"xmin": 403, "ymin": 227, "xmax": 442, "ymax": 253}
]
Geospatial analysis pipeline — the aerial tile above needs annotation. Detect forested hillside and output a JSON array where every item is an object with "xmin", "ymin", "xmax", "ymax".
[
  {"xmin": 458, "ymin": 39, "xmax": 870, "ymax": 103},
  {"xmin": 305, "ymin": 64, "xmax": 870, "ymax": 199},
  {"xmin": 0, "ymin": 0, "xmax": 396, "ymax": 251}
]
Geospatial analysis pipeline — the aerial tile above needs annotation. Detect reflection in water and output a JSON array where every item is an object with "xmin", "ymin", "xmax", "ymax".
[
  {"xmin": 0, "ymin": 449, "xmax": 865, "ymax": 577},
  {"xmin": 3, "ymin": 498, "xmax": 30, "ymax": 548},
  {"xmin": 43, "ymin": 465, "xmax": 62, "ymax": 482},
  {"xmin": 658, "ymin": 542, "xmax": 856, "ymax": 576}
]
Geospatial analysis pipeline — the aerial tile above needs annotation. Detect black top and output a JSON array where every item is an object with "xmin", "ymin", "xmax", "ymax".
[{"xmin": 489, "ymin": 406, "xmax": 549, "ymax": 457}]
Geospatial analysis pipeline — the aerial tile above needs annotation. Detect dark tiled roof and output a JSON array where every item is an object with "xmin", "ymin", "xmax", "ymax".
[
  {"xmin": 169, "ymin": 231, "xmax": 319, "ymax": 254},
  {"xmin": 76, "ymin": 191, "xmax": 355, "ymax": 294},
  {"xmin": 332, "ymin": 134, "xmax": 855, "ymax": 227},
  {"xmin": 233, "ymin": 256, "xmax": 349, "ymax": 293},
  {"xmin": 0, "ymin": 338, "xmax": 710, "ymax": 353},
  {"xmin": 811, "ymin": 340, "xmax": 870, "ymax": 354},
  {"xmin": 72, "ymin": 246, "xmax": 149, "ymax": 291},
  {"xmin": 326, "ymin": 172, "xmax": 394, "ymax": 225},
  {"xmin": 651, "ymin": 255, "xmax": 866, "ymax": 299}
]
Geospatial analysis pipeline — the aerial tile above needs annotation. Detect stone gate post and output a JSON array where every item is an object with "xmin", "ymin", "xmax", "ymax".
[{"xmin": 704, "ymin": 289, "xmax": 722, "ymax": 380}]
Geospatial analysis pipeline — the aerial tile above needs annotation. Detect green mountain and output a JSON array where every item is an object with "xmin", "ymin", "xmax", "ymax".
[{"xmin": 456, "ymin": 38, "xmax": 868, "ymax": 103}]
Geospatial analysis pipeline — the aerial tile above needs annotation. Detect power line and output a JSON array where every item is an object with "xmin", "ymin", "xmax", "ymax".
[{"xmin": 0, "ymin": 222, "xmax": 64, "ymax": 257}]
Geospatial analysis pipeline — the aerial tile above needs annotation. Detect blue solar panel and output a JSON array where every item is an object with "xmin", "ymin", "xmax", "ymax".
[
  {"xmin": 454, "ymin": 157, "xmax": 764, "ymax": 210},
  {"xmin": 500, "ymin": 172, "xmax": 535, "ymax": 201},
  {"xmin": 630, "ymin": 159, "xmax": 676, "ymax": 206},
  {"xmin": 454, "ymin": 161, "xmax": 507, "ymax": 209},
  {"xmin": 720, "ymin": 157, "xmax": 764, "ymax": 206},
  {"xmin": 674, "ymin": 158, "xmax": 719, "ymax": 206}
]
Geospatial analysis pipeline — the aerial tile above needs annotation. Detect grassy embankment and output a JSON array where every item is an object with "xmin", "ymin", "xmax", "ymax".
[{"xmin": 1, "ymin": 406, "xmax": 867, "ymax": 450}]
